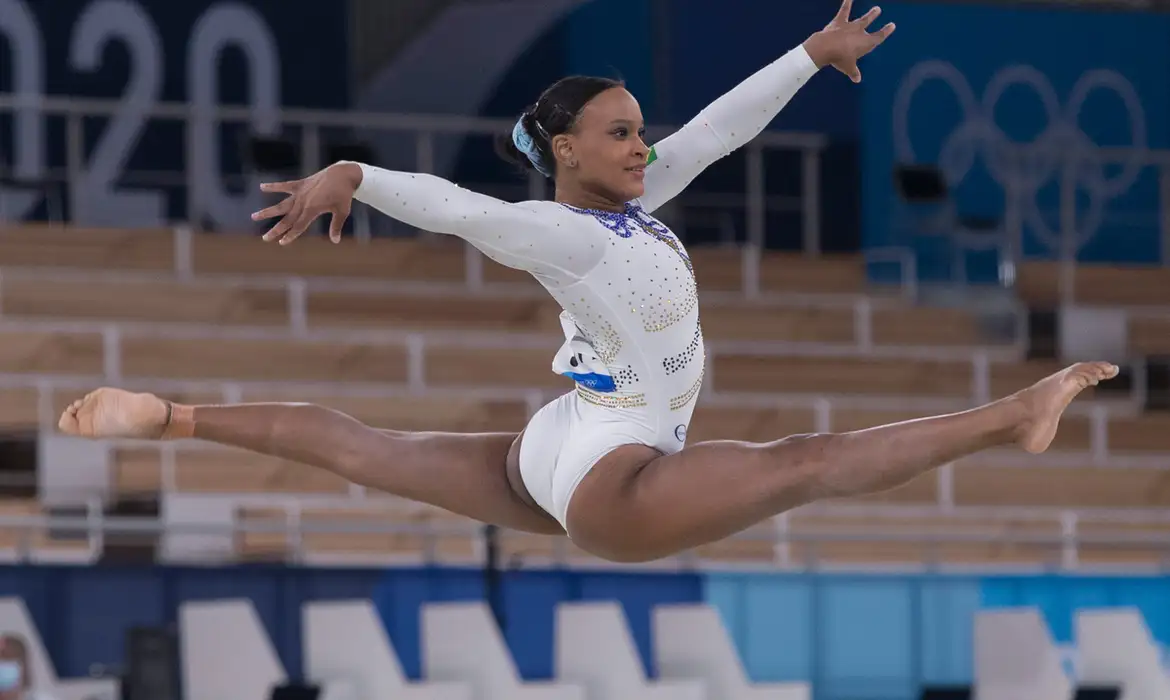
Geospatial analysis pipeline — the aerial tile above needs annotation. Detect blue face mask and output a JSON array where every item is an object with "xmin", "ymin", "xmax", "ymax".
[{"xmin": 0, "ymin": 660, "xmax": 21, "ymax": 691}]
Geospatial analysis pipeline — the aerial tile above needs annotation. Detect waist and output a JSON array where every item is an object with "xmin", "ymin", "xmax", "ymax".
[{"xmin": 574, "ymin": 362, "xmax": 704, "ymax": 413}]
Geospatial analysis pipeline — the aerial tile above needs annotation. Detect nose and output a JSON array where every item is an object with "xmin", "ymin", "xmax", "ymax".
[{"xmin": 632, "ymin": 136, "xmax": 648, "ymax": 158}]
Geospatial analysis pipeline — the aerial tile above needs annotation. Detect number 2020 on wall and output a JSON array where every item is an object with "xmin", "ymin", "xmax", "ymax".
[{"xmin": 1, "ymin": 0, "xmax": 284, "ymax": 229}]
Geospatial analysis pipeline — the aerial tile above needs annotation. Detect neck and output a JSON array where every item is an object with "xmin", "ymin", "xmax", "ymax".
[{"xmin": 553, "ymin": 181, "xmax": 626, "ymax": 213}]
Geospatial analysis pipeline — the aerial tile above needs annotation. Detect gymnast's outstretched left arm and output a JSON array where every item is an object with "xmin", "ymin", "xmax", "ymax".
[{"xmin": 636, "ymin": 0, "xmax": 895, "ymax": 214}]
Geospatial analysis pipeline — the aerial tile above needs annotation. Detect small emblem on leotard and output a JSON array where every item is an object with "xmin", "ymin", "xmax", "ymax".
[{"xmin": 674, "ymin": 424, "xmax": 688, "ymax": 442}]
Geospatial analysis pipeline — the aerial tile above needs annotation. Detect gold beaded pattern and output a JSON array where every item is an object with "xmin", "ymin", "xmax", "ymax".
[
  {"xmin": 576, "ymin": 385, "xmax": 648, "ymax": 409},
  {"xmin": 668, "ymin": 369, "xmax": 705, "ymax": 411},
  {"xmin": 638, "ymin": 278, "xmax": 698, "ymax": 334}
]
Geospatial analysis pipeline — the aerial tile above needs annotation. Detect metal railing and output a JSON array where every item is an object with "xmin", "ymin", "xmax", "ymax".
[
  {"xmin": 1, "ymin": 312, "xmax": 1154, "ymax": 447},
  {"xmin": 890, "ymin": 145, "xmax": 1170, "ymax": 296},
  {"xmin": 0, "ymin": 93, "xmax": 829, "ymax": 253},
  {"xmin": 0, "ymin": 223, "xmax": 922, "ymax": 306},
  {"xmin": 5, "ymin": 500, "xmax": 1170, "ymax": 572},
  {"xmin": 6, "ymin": 97, "xmax": 1170, "ymax": 303}
]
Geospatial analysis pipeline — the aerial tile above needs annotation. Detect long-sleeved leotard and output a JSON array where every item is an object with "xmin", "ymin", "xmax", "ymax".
[
  {"xmin": 351, "ymin": 45, "xmax": 819, "ymax": 422},
  {"xmin": 635, "ymin": 45, "xmax": 819, "ymax": 214}
]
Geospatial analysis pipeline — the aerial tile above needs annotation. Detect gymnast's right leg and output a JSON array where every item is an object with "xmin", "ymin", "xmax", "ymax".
[{"xmin": 57, "ymin": 389, "xmax": 563, "ymax": 535}]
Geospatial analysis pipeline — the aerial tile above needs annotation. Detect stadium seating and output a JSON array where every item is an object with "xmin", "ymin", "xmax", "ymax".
[{"xmin": 2, "ymin": 221, "xmax": 1168, "ymax": 568}]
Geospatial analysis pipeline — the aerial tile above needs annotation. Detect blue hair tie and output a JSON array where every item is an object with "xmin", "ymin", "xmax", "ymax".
[{"xmin": 512, "ymin": 117, "xmax": 553, "ymax": 178}]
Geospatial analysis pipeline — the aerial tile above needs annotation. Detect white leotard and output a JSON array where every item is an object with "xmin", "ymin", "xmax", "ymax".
[{"xmin": 351, "ymin": 45, "xmax": 819, "ymax": 527}]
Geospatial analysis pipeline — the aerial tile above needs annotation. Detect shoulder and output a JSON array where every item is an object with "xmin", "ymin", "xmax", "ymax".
[
  {"xmin": 513, "ymin": 199, "xmax": 568, "ymax": 214},
  {"xmin": 513, "ymin": 200, "xmax": 611, "ymax": 234},
  {"xmin": 514, "ymin": 200, "xmax": 594, "ymax": 217},
  {"xmin": 508, "ymin": 199, "xmax": 582, "ymax": 223}
]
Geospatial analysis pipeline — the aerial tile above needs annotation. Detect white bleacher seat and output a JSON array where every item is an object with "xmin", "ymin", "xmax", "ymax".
[
  {"xmin": 422, "ymin": 601, "xmax": 583, "ymax": 700},
  {"xmin": 652, "ymin": 604, "xmax": 810, "ymax": 700},
  {"xmin": 303, "ymin": 600, "xmax": 471, "ymax": 700},
  {"xmin": 555, "ymin": 602, "xmax": 705, "ymax": 700},
  {"xmin": 1076, "ymin": 608, "xmax": 1170, "ymax": 700},
  {"xmin": 974, "ymin": 608, "xmax": 1071, "ymax": 700},
  {"xmin": 179, "ymin": 599, "xmax": 286, "ymax": 700}
]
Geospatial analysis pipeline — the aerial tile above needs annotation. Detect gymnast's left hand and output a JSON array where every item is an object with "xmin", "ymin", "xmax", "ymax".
[
  {"xmin": 803, "ymin": 0, "xmax": 896, "ymax": 84},
  {"xmin": 252, "ymin": 161, "xmax": 364, "ymax": 245}
]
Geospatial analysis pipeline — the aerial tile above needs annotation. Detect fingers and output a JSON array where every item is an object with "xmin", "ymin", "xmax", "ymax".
[
  {"xmin": 261, "ymin": 199, "xmax": 315, "ymax": 245},
  {"xmin": 259, "ymin": 180, "xmax": 303, "ymax": 195},
  {"xmin": 255, "ymin": 175, "xmax": 352, "ymax": 246},
  {"xmin": 251, "ymin": 197, "xmax": 294, "ymax": 223},
  {"xmin": 854, "ymin": 5, "xmax": 881, "ymax": 29},
  {"xmin": 262, "ymin": 207, "xmax": 350, "ymax": 246},
  {"xmin": 277, "ymin": 209, "xmax": 319, "ymax": 245},
  {"xmin": 871, "ymin": 21, "xmax": 896, "ymax": 45},
  {"xmin": 834, "ymin": 0, "xmax": 853, "ymax": 23},
  {"xmin": 261, "ymin": 217, "xmax": 294, "ymax": 244},
  {"xmin": 272, "ymin": 215, "xmax": 314, "ymax": 246},
  {"xmin": 844, "ymin": 21, "xmax": 894, "ymax": 83},
  {"xmin": 278, "ymin": 225, "xmax": 311, "ymax": 246},
  {"xmin": 327, "ymin": 207, "xmax": 350, "ymax": 244}
]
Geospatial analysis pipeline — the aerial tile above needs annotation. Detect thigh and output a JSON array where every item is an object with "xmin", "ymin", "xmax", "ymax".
[
  {"xmin": 367, "ymin": 428, "xmax": 562, "ymax": 535},
  {"xmin": 567, "ymin": 435, "xmax": 822, "ymax": 562},
  {"xmin": 519, "ymin": 392, "xmax": 659, "ymax": 532}
]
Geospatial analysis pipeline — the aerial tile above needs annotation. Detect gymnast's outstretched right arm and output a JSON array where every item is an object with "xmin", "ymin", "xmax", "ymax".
[
  {"xmin": 252, "ymin": 161, "xmax": 605, "ymax": 286},
  {"xmin": 635, "ymin": 0, "xmax": 895, "ymax": 214}
]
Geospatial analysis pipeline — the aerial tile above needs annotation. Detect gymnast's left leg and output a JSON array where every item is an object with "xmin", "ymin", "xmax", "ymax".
[{"xmin": 564, "ymin": 361, "xmax": 1117, "ymax": 562}]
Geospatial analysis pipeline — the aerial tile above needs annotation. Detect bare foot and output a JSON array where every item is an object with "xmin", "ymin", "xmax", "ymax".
[
  {"xmin": 57, "ymin": 388, "xmax": 170, "ymax": 439},
  {"xmin": 1014, "ymin": 361, "xmax": 1119, "ymax": 454}
]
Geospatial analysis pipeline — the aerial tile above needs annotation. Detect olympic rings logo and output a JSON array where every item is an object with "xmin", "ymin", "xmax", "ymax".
[{"xmin": 891, "ymin": 60, "xmax": 1147, "ymax": 251}]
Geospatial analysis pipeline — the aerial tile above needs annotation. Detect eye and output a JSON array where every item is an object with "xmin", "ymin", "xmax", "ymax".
[
  {"xmin": 638, "ymin": 127, "xmax": 647, "ymax": 138},
  {"xmin": 613, "ymin": 127, "xmax": 628, "ymax": 138}
]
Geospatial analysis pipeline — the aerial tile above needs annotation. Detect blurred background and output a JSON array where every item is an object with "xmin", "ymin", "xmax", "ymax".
[{"xmin": 2, "ymin": 0, "xmax": 1170, "ymax": 699}]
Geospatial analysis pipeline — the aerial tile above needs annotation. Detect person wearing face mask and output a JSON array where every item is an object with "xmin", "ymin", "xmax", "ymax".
[{"xmin": 0, "ymin": 635, "xmax": 54, "ymax": 700}]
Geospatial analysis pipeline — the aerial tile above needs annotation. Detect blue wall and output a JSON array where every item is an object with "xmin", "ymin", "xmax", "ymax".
[
  {"xmin": 981, "ymin": 575, "xmax": 1170, "ymax": 646},
  {"xmin": 706, "ymin": 573, "xmax": 980, "ymax": 700},
  {"xmin": 17, "ymin": 0, "xmax": 349, "ymax": 108},
  {"xmin": 0, "ymin": 565, "xmax": 700, "ymax": 682},
  {"xmin": 2, "ymin": 0, "xmax": 350, "ymax": 224},
  {"xmin": 563, "ymin": 0, "xmax": 656, "ymax": 119},
  {"xmin": 661, "ymin": 0, "xmax": 861, "ymax": 139},
  {"xmin": 860, "ymin": 2, "xmax": 1170, "ymax": 281},
  {"xmin": 705, "ymin": 572, "xmax": 1170, "ymax": 700},
  {"xmin": 8, "ymin": 564, "xmax": 1170, "ymax": 700}
]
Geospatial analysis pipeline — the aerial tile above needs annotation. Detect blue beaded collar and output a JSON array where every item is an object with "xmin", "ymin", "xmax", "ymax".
[
  {"xmin": 559, "ymin": 202, "xmax": 670, "ymax": 239},
  {"xmin": 560, "ymin": 202, "xmax": 692, "ymax": 275}
]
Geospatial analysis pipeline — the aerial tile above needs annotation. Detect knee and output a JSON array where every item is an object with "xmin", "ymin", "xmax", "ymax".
[{"xmin": 276, "ymin": 403, "xmax": 380, "ymax": 479}]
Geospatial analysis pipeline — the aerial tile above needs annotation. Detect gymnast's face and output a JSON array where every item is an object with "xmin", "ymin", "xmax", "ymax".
[{"xmin": 553, "ymin": 87, "xmax": 649, "ymax": 203}]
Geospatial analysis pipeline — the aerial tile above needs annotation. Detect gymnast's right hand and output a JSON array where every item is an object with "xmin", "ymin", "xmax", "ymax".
[{"xmin": 252, "ymin": 161, "xmax": 364, "ymax": 245}]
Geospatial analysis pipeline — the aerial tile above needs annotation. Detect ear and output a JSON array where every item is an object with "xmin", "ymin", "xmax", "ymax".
[{"xmin": 551, "ymin": 133, "xmax": 575, "ymax": 169}]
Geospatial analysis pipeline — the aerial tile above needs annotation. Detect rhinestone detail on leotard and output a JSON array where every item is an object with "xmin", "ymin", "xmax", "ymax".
[
  {"xmin": 561, "ymin": 203, "xmax": 699, "ymax": 334},
  {"xmin": 560, "ymin": 203, "xmax": 693, "ymax": 277},
  {"xmin": 663, "ymin": 325, "xmax": 703, "ymax": 376}
]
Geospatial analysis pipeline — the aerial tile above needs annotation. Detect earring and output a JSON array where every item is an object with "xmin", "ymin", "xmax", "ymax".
[{"xmin": 568, "ymin": 160, "xmax": 578, "ymax": 168}]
